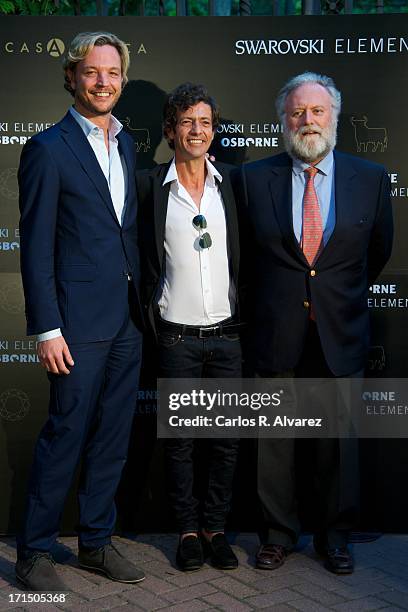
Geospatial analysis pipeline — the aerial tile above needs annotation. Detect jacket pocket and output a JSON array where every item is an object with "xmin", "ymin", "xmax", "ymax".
[{"xmin": 55, "ymin": 264, "xmax": 97, "ymax": 281}]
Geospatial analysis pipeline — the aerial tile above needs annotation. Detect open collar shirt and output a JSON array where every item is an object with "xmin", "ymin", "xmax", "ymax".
[{"xmin": 158, "ymin": 158, "xmax": 235, "ymax": 326}]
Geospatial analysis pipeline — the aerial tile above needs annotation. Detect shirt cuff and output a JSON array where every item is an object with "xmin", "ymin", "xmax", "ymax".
[{"xmin": 37, "ymin": 328, "xmax": 62, "ymax": 342}]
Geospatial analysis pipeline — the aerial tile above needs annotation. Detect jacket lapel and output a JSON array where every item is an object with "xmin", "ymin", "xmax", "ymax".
[
  {"xmin": 215, "ymin": 166, "xmax": 240, "ymax": 287},
  {"xmin": 317, "ymin": 150, "xmax": 357, "ymax": 265},
  {"xmin": 154, "ymin": 162, "xmax": 172, "ymax": 270},
  {"xmin": 268, "ymin": 155, "xmax": 307, "ymax": 265},
  {"xmin": 117, "ymin": 130, "xmax": 136, "ymax": 228},
  {"xmin": 59, "ymin": 111, "xmax": 119, "ymax": 225}
]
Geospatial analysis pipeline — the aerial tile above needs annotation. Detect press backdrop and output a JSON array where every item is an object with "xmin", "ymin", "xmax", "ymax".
[{"xmin": 0, "ymin": 14, "xmax": 407, "ymax": 534}]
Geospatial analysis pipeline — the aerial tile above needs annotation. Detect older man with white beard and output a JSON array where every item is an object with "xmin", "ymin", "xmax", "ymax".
[{"xmin": 233, "ymin": 72, "xmax": 393, "ymax": 574}]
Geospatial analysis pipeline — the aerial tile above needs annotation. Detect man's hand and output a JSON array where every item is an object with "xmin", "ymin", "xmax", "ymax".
[{"xmin": 37, "ymin": 336, "xmax": 75, "ymax": 375}]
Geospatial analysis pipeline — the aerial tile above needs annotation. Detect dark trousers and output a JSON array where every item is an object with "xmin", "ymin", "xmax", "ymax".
[
  {"xmin": 257, "ymin": 322, "xmax": 360, "ymax": 550},
  {"xmin": 18, "ymin": 313, "xmax": 142, "ymax": 559},
  {"xmin": 158, "ymin": 328, "xmax": 241, "ymax": 533}
]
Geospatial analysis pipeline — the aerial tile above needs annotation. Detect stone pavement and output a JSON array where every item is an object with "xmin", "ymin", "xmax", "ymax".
[{"xmin": 0, "ymin": 533, "xmax": 407, "ymax": 611}]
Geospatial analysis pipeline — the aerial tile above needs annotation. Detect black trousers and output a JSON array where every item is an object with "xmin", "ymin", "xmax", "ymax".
[
  {"xmin": 257, "ymin": 322, "xmax": 360, "ymax": 550},
  {"xmin": 158, "ymin": 327, "xmax": 242, "ymax": 533}
]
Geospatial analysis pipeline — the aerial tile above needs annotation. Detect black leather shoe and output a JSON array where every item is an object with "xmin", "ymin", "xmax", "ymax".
[
  {"xmin": 203, "ymin": 533, "xmax": 238, "ymax": 570},
  {"xmin": 78, "ymin": 543, "xmax": 145, "ymax": 583},
  {"xmin": 256, "ymin": 544, "xmax": 287, "ymax": 570},
  {"xmin": 176, "ymin": 535, "xmax": 204, "ymax": 571},
  {"xmin": 15, "ymin": 553, "xmax": 67, "ymax": 591}
]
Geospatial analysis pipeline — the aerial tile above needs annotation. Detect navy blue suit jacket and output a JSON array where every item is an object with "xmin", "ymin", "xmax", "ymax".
[
  {"xmin": 19, "ymin": 111, "xmax": 142, "ymax": 343},
  {"xmin": 234, "ymin": 151, "xmax": 393, "ymax": 376}
]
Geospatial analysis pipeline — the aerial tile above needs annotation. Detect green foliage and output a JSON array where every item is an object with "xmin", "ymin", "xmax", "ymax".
[
  {"xmin": 0, "ymin": 0, "xmax": 15, "ymax": 13},
  {"xmin": 1, "ymin": 0, "xmax": 407, "ymax": 16},
  {"xmin": 0, "ymin": 0, "xmax": 62, "ymax": 14},
  {"xmin": 353, "ymin": 0, "xmax": 408, "ymax": 13},
  {"xmin": 17, "ymin": 0, "xmax": 52, "ymax": 13}
]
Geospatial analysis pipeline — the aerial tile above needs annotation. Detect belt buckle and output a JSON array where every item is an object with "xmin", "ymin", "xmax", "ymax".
[
  {"xmin": 198, "ymin": 327, "xmax": 208, "ymax": 339},
  {"xmin": 198, "ymin": 326, "xmax": 218, "ymax": 339}
]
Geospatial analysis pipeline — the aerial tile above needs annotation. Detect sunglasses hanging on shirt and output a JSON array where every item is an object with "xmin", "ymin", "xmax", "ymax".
[{"xmin": 192, "ymin": 214, "xmax": 212, "ymax": 249}]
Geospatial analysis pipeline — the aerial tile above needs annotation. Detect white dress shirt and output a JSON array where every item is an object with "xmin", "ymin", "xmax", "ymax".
[
  {"xmin": 38, "ymin": 106, "xmax": 127, "ymax": 342},
  {"xmin": 158, "ymin": 158, "xmax": 235, "ymax": 326}
]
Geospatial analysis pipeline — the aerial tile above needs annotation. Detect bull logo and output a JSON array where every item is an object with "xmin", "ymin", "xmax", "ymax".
[
  {"xmin": 121, "ymin": 118, "xmax": 151, "ymax": 153},
  {"xmin": 350, "ymin": 116, "xmax": 388, "ymax": 153}
]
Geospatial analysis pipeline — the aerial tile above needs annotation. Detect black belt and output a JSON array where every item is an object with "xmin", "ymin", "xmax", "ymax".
[{"xmin": 157, "ymin": 317, "xmax": 242, "ymax": 338}]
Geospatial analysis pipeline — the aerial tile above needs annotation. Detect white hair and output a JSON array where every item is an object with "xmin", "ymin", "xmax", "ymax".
[{"xmin": 276, "ymin": 72, "xmax": 341, "ymax": 122}]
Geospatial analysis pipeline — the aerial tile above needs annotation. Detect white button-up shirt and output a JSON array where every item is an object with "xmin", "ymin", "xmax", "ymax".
[
  {"xmin": 69, "ymin": 105, "xmax": 128, "ymax": 225},
  {"xmin": 158, "ymin": 158, "xmax": 235, "ymax": 326}
]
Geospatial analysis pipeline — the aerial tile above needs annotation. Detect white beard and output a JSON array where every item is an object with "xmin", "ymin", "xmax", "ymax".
[{"xmin": 284, "ymin": 119, "xmax": 337, "ymax": 163}]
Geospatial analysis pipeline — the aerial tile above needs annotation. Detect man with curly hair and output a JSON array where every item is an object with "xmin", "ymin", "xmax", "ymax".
[{"xmin": 138, "ymin": 82, "xmax": 242, "ymax": 572}]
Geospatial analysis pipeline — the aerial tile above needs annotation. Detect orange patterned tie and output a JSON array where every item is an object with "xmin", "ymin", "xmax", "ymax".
[{"xmin": 301, "ymin": 166, "xmax": 323, "ymax": 266}]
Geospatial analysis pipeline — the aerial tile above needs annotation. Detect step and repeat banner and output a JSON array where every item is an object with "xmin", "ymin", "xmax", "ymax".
[{"xmin": 0, "ymin": 15, "xmax": 407, "ymax": 534}]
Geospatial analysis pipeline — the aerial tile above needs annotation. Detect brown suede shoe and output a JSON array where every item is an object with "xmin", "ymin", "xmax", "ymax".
[{"xmin": 256, "ymin": 544, "xmax": 287, "ymax": 570}]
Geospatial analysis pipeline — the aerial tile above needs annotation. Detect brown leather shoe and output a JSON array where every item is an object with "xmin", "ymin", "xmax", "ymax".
[
  {"xmin": 256, "ymin": 544, "xmax": 287, "ymax": 570},
  {"xmin": 313, "ymin": 534, "xmax": 353, "ymax": 575},
  {"xmin": 324, "ymin": 547, "xmax": 354, "ymax": 575}
]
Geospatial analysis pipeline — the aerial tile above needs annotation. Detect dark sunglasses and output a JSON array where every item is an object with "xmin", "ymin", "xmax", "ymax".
[{"xmin": 192, "ymin": 214, "xmax": 212, "ymax": 249}]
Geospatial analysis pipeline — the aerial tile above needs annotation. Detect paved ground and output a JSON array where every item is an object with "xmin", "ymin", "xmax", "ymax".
[{"xmin": 0, "ymin": 534, "xmax": 407, "ymax": 611}]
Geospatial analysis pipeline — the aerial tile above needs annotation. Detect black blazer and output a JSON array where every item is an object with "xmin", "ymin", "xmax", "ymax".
[
  {"xmin": 233, "ymin": 150, "xmax": 393, "ymax": 376},
  {"xmin": 137, "ymin": 161, "xmax": 241, "ymax": 337}
]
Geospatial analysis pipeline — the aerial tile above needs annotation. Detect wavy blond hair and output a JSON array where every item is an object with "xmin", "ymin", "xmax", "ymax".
[{"xmin": 63, "ymin": 31, "xmax": 130, "ymax": 96}]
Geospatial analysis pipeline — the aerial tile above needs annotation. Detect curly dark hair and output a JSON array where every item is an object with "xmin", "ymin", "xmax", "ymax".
[{"xmin": 163, "ymin": 82, "xmax": 220, "ymax": 150}]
